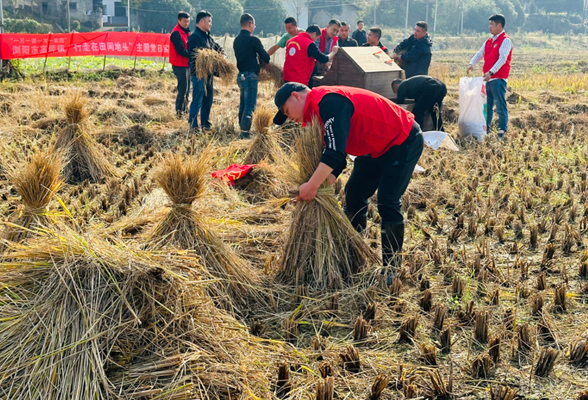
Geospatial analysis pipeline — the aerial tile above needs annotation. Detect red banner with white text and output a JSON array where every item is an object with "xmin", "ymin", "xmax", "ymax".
[{"xmin": 0, "ymin": 32, "xmax": 171, "ymax": 59}]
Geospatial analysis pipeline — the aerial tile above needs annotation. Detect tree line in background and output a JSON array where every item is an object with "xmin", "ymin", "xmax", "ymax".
[{"xmin": 2, "ymin": 0, "xmax": 586, "ymax": 36}]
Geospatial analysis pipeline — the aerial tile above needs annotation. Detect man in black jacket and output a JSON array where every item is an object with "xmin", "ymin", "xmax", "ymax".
[
  {"xmin": 392, "ymin": 21, "xmax": 432, "ymax": 78},
  {"xmin": 392, "ymin": 75, "xmax": 447, "ymax": 131},
  {"xmin": 187, "ymin": 10, "xmax": 225, "ymax": 131},
  {"xmin": 169, "ymin": 12, "xmax": 191, "ymax": 117},
  {"xmin": 233, "ymin": 13, "xmax": 270, "ymax": 139},
  {"xmin": 352, "ymin": 20, "xmax": 367, "ymax": 46},
  {"xmin": 337, "ymin": 22, "xmax": 358, "ymax": 47}
]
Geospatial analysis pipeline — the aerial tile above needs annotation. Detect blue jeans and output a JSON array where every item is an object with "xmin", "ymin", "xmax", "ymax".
[
  {"xmin": 486, "ymin": 79, "xmax": 508, "ymax": 132},
  {"xmin": 188, "ymin": 76, "xmax": 213, "ymax": 130},
  {"xmin": 237, "ymin": 72, "xmax": 259, "ymax": 133}
]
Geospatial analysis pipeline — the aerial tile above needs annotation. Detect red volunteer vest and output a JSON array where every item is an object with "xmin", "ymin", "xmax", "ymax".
[
  {"xmin": 319, "ymin": 28, "xmax": 339, "ymax": 54},
  {"xmin": 283, "ymin": 32, "xmax": 316, "ymax": 85},
  {"xmin": 483, "ymin": 32, "xmax": 512, "ymax": 80},
  {"xmin": 303, "ymin": 86, "xmax": 415, "ymax": 158},
  {"xmin": 169, "ymin": 24, "xmax": 189, "ymax": 67}
]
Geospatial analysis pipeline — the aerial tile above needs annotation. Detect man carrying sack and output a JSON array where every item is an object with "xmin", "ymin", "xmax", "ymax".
[{"xmin": 272, "ymin": 82, "xmax": 424, "ymax": 275}]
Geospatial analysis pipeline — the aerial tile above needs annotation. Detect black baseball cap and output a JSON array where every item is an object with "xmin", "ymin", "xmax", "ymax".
[{"xmin": 273, "ymin": 82, "xmax": 309, "ymax": 125}]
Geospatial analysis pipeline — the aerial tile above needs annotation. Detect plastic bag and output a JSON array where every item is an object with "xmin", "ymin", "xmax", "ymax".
[
  {"xmin": 458, "ymin": 77, "xmax": 487, "ymax": 141},
  {"xmin": 422, "ymin": 131, "xmax": 459, "ymax": 151}
]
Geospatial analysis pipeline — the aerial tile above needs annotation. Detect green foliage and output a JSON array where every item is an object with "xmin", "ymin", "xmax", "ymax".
[
  {"xmin": 243, "ymin": 0, "xmax": 287, "ymax": 35},
  {"xmin": 195, "ymin": 0, "xmax": 243, "ymax": 35},
  {"xmin": 4, "ymin": 18, "xmax": 52, "ymax": 34},
  {"xmin": 71, "ymin": 20, "xmax": 81, "ymax": 32},
  {"xmin": 136, "ymin": 0, "xmax": 194, "ymax": 33}
]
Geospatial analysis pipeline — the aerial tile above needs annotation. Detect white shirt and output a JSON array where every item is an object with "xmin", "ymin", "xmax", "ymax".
[{"xmin": 469, "ymin": 30, "xmax": 513, "ymax": 81}]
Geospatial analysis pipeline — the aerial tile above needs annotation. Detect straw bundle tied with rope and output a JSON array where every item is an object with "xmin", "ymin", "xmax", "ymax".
[
  {"xmin": 244, "ymin": 105, "xmax": 285, "ymax": 165},
  {"xmin": 0, "ymin": 227, "xmax": 273, "ymax": 399},
  {"xmin": 278, "ymin": 119, "xmax": 379, "ymax": 291},
  {"xmin": 0, "ymin": 150, "xmax": 63, "ymax": 253},
  {"xmin": 147, "ymin": 149, "xmax": 267, "ymax": 313},
  {"xmin": 259, "ymin": 62, "xmax": 285, "ymax": 88},
  {"xmin": 53, "ymin": 93, "xmax": 118, "ymax": 183},
  {"xmin": 194, "ymin": 48, "xmax": 237, "ymax": 85}
]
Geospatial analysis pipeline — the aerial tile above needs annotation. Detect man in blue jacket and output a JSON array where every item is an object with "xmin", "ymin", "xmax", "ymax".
[
  {"xmin": 392, "ymin": 21, "xmax": 432, "ymax": 78},
  {"xmin": 187, "ymin": 10, "xmax": 225, "ymax": 131}
]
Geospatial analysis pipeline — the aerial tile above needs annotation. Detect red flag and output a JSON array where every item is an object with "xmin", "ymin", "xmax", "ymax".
[{"xmin": 212, "ymin": 164, "xmax": 257, "ymax": 186}]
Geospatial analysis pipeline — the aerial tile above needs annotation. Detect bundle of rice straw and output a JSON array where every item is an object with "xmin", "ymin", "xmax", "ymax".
[
  {"xmin": 0, "ymin": 227, "xmax": 273, "ymax": 399},
  {"xmin": 244, "ymin": 104, "xmax": 285, "ymax": 165},
  {"xmin": 0, "ymin": 150, "xmax": 62, "ymax": 252},
  {"xmin": 53, "ymin": 93, "xmax": 118, "ymax": 183},
  {"xmin": 194, "ymin": 48, "xmax": 237, "ymax": 85},
  {"xmin": 278, "ymin": 120, "xmax": 379, "ymax": 291},
  {"xmin": 147, "ymin": 149, "xmax": 267, "ymax": 312},
  {"xmin": 259, "ymin": 62, "xmax": 285, "ymax": 87}
]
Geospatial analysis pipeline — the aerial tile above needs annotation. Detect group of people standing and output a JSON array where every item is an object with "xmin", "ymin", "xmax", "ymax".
[{"xmin": 167, "ymin": 10, "xmax": 513, "ymax": 278}]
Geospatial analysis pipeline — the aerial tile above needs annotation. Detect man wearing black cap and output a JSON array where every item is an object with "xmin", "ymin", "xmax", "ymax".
[{"xmin": 273, "ymin": 82, "xmax": 423, "ymax": 275}]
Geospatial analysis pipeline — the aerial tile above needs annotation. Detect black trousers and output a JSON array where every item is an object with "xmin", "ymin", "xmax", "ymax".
[
  {"xmin": 412, "ymin": 83, "xmax": 447, "ymax": 131},
  {"xmin": 344, "ymin": 122, "xmax": 424, "ymax": 224},
  {"xmin": 172, "ymin": 66, "xmax": 190, "ymax": 114}
]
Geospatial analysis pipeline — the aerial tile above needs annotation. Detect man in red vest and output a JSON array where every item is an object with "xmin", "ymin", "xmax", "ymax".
[
  {"xmin": 283, "ymin": 25, "xmax": 338, "ymax": 86},
  {"xmin": 169, "ymin": 11, "xmax": 191, "ymax": 118},
  {"xmin": 467, "ymin": 14, "xmax": 513, "ymax": 140},
  {"xmin": 273, "ymin": 82, "xmax": 424, "ymax": 279}
]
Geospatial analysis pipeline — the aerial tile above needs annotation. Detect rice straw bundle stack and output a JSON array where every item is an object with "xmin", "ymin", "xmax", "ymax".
[
  {"xmin": 0, "ymin": 150, "xmax": 62, "ymax": 252},
  {"xmin": 147, "ymin": 149, "xmax": 266, "ymax": 312},
  {"xmin": 259, "ymin": 62, "xmax": 285, "ymax": 88},
  {"xmin": 244, "ymin": 104, "xmax": 285, "ymax": 165},
  {"xmin": 278, "ymin": 120, "xmax": 379, "ymax": 291},
  {"xmin": 0, "ymin": 228, "xmax": 272, "ymax": 399},
  {"xmin": 194, "ymin": 48, "xmax": 237, "ymax": 85},
  {"xmin": 54, "ymin": 93, "xmax": 118, "ymax": 183}
]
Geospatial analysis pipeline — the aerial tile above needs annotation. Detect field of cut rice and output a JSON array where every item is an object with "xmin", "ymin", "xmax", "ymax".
[{"xmin": 0, "ymin": 47, "xmax": 587, "ymax": 400}]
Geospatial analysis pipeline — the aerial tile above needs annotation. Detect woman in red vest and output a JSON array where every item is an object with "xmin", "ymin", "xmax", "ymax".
[
  {"xmin": 283, "ymin": 25, "xmax": 338, "ymax": 86},
  {"xmin": 467, "ymin": 14, "xmax": 513, "ymax": 140},
  {"xmin": 273, "ymin": 82, "xmax": 424, "ymax": 280},
  {"xmin": 169, "ymin": 12, "xmax": 191, "ymax": 118}
]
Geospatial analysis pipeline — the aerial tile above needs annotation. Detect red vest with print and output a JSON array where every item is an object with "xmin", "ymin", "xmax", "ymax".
[
  {"xmin": 319, "ymin": 28, "xmax": 339, "ymax": 54},
  {"xmin": 303, "ymin": 86, "xmax": 415, "ymax": 158},
  {"xmin": 483, "ymin": 32, "xmax": 512, "ymax": 79},
  {"xmin": 283, "ymin": 32, "xmax": 316, "ymax": 85},
  {"xmin": 169, "ymin": 24, "xmax": 189, "ymax": 67}
]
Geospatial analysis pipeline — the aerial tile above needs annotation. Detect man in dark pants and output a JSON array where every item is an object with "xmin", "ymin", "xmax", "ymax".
[
  {"xmin": 392, "ymin": 75, "xmax": 447, "ymax": 131},
  {"xmin": 169, "ymin": 11, "xmax": 191, "ymax": 117},
  {"xmin": 187, "ymin": 10, "xmax": 225, "ymax": 131},
  {"xmin": 352, "ymin": 20, "xmax": 367, "ymax": 46},
  {"xmin": 233, "ymin": 13, "xmax": 270, "ymax": 139},
  {"xmin": 273, "ymin": 82, "xmax": 423, "ymax": 276},
  {"xmin": 392, "ymin": 21, "xmax": 432, "ymax": 78},
  {"xmin": 337, "ymin": 22, "xmax": 358, "ymax": 47}
]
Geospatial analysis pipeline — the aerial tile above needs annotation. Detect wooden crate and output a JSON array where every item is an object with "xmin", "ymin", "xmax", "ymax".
[{"xmin": 312, "ymin": 46, "xmax": 403, "ymax": 99}]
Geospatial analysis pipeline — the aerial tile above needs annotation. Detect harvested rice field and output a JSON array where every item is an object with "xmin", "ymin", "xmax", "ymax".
[{"xmin": 0, "ymin": 48, "xmax": 588, "ymax": 400}]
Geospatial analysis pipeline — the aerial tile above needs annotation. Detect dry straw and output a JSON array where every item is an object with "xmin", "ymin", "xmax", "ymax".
[
  {"xmin": 0, "ymin": 150, "xmax": 63, "ymax": 252},
  {"xmin": 0, "ymin": 227, "xmax": 271, "ymax": 399},
  {"xmin": 278, "ymin": 119, "xmax": 378, "ymax": 290},
  {"xmin": 147, "ymin": 149, "xmax": 266, "ymax": 313},
  {"xmin": 54, "ymin": 92, "xmax": 118, "ymax": 183},
  {"xmin": 194, "ymin": 48, "xmax": 237, "ymax": 85},
  {"xmin": 259, "ymin": 62, "xmax": 285, "ymax": 88}
]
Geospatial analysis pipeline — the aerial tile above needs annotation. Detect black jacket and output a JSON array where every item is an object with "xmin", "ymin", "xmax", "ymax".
[
  {"xmin": 394, "ymin": 34, "xmax": 432, "ymax": 78},
  {"xmin": 187, "ymin": 26, "xmax": 226, "ymax": 77},
  {"xmin": 395, "ymin": 75, "xmax": 446, "ymax": 104},
  {"xmin": 233, "ymin": 29, "xmax": 270, "ymax": 74},
  {"xmin": 362, "ymin": 41, "xmax": 389, "ymax": 54},
  {"xmin": 338, "ymin": 37, "xmax": 358, "ymax": 47},
  {"xmin": 352, "ymin": 29, "xmax": 367, "ymax": 46}
]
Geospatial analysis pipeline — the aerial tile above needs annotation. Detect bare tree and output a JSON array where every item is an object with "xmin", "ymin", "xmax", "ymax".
[{"xmin": 288, "ymin": 0, "xmax": 308, "ymax": 23}]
